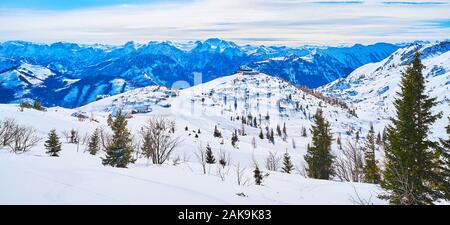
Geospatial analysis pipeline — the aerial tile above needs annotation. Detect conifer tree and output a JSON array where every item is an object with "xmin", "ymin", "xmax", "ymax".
[
  {"xmin": 381, "ymin": 52, "xmax": 442, "ymax": 205},
  {"xmin": 282, "ymin": 151, "xmax": 294, "ymax": 174},
  {"xmin": 254, "ymin": 165, "xmax": 264, "ymax": 185},
  {"xmin": 213, "ymin": 125, "xmax": 222, "ymax": 138},
  {"xmin": 45, "ymin": 129, "xmax": 62, "ymax": 157},
  {"xmin": 231, "ymin": 129, "xmax": 239, "ymax": 147},
  {"xmin": 301, "ymin": 126, "xmax": 307, "ymax": 137},
  {"xmin": 88, "ymin": 128, "xmax": 100, "ymax": 155},
  {"xmin": 259, "ymin": 129, "xmax": 264, "ymax": 139},
  {"xmin": 205, "ymin": 143, "xmax": 216, "ymax": 164},
  {"xmin": 437, "ymin": 118, "xmax": 450, "ymax": 200},
  {"xmin": 269, "ymin": 129, "xmax": 275, "ymax": 144},
  {"xmin": 364, "ymin": 124, "xmax": 380, "ymax": 184},
  {"xmin": 304, "ymin": 109, "xmax": 334, "ymax": 180},
  {"xmin": 102, "ymin": 111, "xmax": 134, "ymax": 168},
  {"xmin": 276, "ymin": 124, "xmax": 282, "ymax": 136}
]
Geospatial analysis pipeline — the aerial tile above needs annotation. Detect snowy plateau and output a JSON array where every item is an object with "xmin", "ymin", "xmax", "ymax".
[{"xmin": 0, "ymin": 40, "xmax": 449, "ymax": 205}]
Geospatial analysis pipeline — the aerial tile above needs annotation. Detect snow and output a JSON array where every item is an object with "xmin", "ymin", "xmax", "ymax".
[
  {"xmin": 0, "ymin": 71, "xmax": 386, "ymax": 204},
  {"xmin": 322, "ymin": 41, "xmax": 450, "ymax": 139}
]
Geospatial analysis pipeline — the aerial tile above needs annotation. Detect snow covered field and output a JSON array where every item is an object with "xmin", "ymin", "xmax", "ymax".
[{"xmin": 0, "ymin": 72, "xmax": 385, "ymax": 204}]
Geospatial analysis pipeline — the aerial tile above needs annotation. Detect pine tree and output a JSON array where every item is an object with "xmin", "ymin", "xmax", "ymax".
[
  {"xmin": 45, "ymin": 129, "xmax": 62, "ymax": 157},
  {"xmin": 254, "ymin": 165, "xmax": 264, "ymax": 185},
  {"xmin": 276, "ymin": 124, "xmax": 282, "ymax": 136},
  {"xmin": 88, "ymin": 128, "xmax": 100, "ymax": 155},
  {"xmin": 259, "ymin": 129, "xmax": 264, "ymax": 139},
  {"xmin": 205, "ymin": 143, "xmax": 216, "ymax": 164},
  {"xmin": 283, "ymin": 122, "xmax": 287, "ymax": 137},
  {"xmin": 364, "ymin": 124, "xmax": 380, "ymax": 184},
  {"xmin": 381, "ymin": 52, "xmax": 442, "ymax": 205},
  {"xmin": 231, "ymin": 129, "xmax": 239, "ymax": 147},
  {"xmin": 437, "ymin": 118, "xmax": 450, "ymax": 200},
  {"xmin": 301, "ymin": 126, "xmax": 307, "ymax": 137},
  {"xmin": 304, "ymin": 109, "xmax": 334, "ymax": 180},
  {"xmin": 102, "ymin": 111, "xmax": 134, "ymax": 168},
  {"xmin": 282, "ymin": 151, "xmax": 294, "ymax": 173},
  {"xmin": 269, "ymin": 129, "xmax": 275, "ymax": 144},
  {"xmin": 213, "ymin": 125, "xmax": 222, "ymax": 138}
]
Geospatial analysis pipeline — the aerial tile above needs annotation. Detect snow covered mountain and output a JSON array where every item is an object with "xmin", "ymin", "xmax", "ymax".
[
  {"xmin": 322, "ymin": 41, "xmax": 450, "ymax": 137},
  {"xmin": 0, "ymin": 71, "xmax": 386, "ymax": 204},
  {"xmin": 0, "ymin": 39, "xmax": 399, "ymax": 108}
]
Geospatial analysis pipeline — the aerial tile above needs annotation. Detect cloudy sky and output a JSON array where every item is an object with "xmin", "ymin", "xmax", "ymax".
[{"xmin": 0, "ymin": 0, "xmax": 449, "ymax": 46}]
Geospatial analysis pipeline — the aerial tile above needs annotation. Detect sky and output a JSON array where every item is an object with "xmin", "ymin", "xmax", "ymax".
[{"xmin": 0, "ymin": 0, "xmax": 449, "ymax": 46}]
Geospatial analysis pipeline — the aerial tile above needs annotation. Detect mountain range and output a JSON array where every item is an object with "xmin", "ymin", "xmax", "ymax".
[{"xmin": 0, "ymin": 38, "xmax": 399, "ymax": 108}]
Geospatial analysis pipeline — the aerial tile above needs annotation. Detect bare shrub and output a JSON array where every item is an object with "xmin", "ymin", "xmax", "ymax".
[
  {"xmin": 236, "ymin": 163, "xmax": 250, "ymax": 186},
  {"xmin": 0, "ymin": 118, "xmax": 17, "ymax": 147},
  {"xmin": 99, "ymin": 126, "xmax": 112, "ymax": 151},
  {"xmin": 195, "ymin": 142, "xmax": 207, "ymax": 174},
  {"xmin": 265, "ymin": 151, "xmax": 281, "ymax": 171},
  {"xmin": 140, "ymin": 117, "xmax": 181, "ymax": 164},
  {"xmin": 334, "ymin": 140, "xmax": 364, "ymax": 182},
  {"xmin": 7, "ymin": 125, "xmax": 41, "ymax": 153}
]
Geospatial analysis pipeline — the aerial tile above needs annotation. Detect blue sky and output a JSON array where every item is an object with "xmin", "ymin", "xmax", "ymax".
[
  {"xmin": 0, "ymin": 0, "xmax": 448, "ymax": 46},
  {"xmin": 0, "ymin": 0, "xmax": 177, "ymax": 10}
]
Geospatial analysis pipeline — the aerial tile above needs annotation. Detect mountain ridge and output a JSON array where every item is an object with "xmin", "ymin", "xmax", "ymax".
[{"xmin": 0, "ymin": 38, "xmax": 399, "ymax": 108}]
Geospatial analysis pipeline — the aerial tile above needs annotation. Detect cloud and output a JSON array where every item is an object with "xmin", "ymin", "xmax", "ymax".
[{"xmin": 0, "ymin": 0, "xmax": 448, "ymax": 46}]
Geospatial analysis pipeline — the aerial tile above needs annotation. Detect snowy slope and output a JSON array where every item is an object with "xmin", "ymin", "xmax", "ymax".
[
  {"xmin": 322, "ymin": 41, "xmax": 450, "ymax": 138},
  {"xmin": 0, "ymin": 71, "xmax": 386, "ymax": 204}
]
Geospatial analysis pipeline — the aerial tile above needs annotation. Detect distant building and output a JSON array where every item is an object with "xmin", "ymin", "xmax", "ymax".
[{"xmin": 236, "ymin": 66, "xmax": 259, "ymax": 75}]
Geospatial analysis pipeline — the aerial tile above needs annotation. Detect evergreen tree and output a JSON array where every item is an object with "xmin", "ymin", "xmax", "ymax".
[
  {"xmin": 205, "ymin": 143, "xmax": 216, "ymax": 164},
  {"xmin": 276, "ymin": 124, "xmax": 282, "ymax": 136},
  {"xmin": 282, "ymin": 152, "xmax": 294, "ymax": 173},
  {"xmin": 301, "ymin": 126, "xmax": 307, "ymax": 137},
  {"xmin": 304, "ymin": 109, "xmax": 334, "ymax": 180},
  {"xmin": 88, "ymin": 128, "xmax": 100, "ymax": 155},
  {"xmin": 283, "ymin": 122, "xmax": 287, "ymax": 137},
  {"xmin": 259, "ymin": 129, "xmax": 264, "ymax": 139},
  {"xmin": 213, "ymin": 125, "xmax": 222, "ymax": 138},
  {"xmin": 45, "ymin": 129, "xmax": 62, "ymax": 157},
  {"xmin": 381, "ymin": 52, "xmax": 442, "ymax": 205},
  {"xmin": 437, "ymin": 118, "xmax": 450, "ymax": 200},
  {"xmin": 269, "ymin": 129, "xmax": 275, "ymax": 144},
  {"xmin": 231, "ymin": 129, "xmax": 239, "ymax": 147},
  {"xmin": 364, "ymin": 124, "xmax": 380, "ymax": 184},
  {"xmin": 254, "ymin": 165, "xmax": 264, "ymax": 185},
  {"xmin": 102, "ymin": 111, "xmax": 134, "ymax": 168}
]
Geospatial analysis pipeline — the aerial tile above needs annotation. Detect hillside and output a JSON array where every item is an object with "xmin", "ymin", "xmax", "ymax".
[
  {"xmin": 322, "ymin": 41, "xmax": 450, "ymax": 138},
  {"xmin": 0, "ymin": 71, "xmax": 385, "ymax": 204}
]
